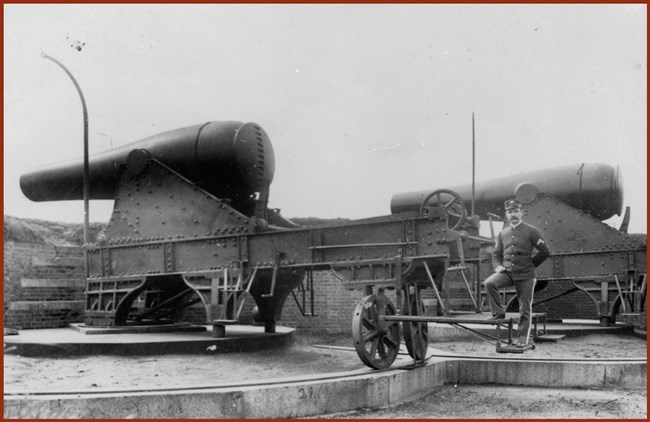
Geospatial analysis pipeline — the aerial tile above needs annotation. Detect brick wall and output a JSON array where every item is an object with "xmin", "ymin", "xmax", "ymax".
[
  {"xmin": 279, "ymin": 271, "xmax": 399, "ymax": 334},
  {"xmin": 4, "ymin": 242, "xmax": 85, "ymax": 329}
]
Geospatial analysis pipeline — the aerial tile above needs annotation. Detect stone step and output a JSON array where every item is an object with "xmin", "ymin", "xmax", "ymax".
[
  {"xmin": 8, "ymin": 300, "xmax": 85, "ymax": 311},
  {"xmin": 20, "ymin": 278, "xmax": 85, "ymax": 289},
  {"xmin": 32, "ymin": 256, "xmax": 83, "ymax": 268}
]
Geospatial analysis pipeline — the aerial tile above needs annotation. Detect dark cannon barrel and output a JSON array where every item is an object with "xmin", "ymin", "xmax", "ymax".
[
  {"xmin": 390, "ymin": 163, "xmax": 623, "ymax": 221},
  {"xmin": 20, "ymin": 120, "xmax": 275, "ymax": 216}
]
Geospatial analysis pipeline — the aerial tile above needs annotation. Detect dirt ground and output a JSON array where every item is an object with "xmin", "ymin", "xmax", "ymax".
[
  {"xmin": 4, "ymin": 331, "xmax": 647, "ymax": 418},
  {"xmin": 427, "ymin": 331, "xmax": 647, "ymax": 359},
  {"xmin": 324, "ymin": 385, "xmax": 647, "ymax": 419}
]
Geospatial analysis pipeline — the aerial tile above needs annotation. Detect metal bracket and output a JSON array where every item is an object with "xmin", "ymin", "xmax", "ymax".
[
  {"xmin": 423, "ymin": 260, "xmax": 447, "ymax": 316},
  {"xmin": 290, "ymin": 270, "xmax": 318, "ymax": 317},
  {"xmin": 262, "ymin": 252, "xmax": 284, "ymax": 298}
]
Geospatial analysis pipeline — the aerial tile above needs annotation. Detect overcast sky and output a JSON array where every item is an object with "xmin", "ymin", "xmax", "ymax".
[{"xmin": 4, "ymin": 4, "xmax": 647, "ymax": 233}]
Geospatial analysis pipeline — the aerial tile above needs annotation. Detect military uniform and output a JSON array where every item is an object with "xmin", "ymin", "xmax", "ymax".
[{"xmin": 484, "ymin": 199, "xmax": 550, "ymax": 345}]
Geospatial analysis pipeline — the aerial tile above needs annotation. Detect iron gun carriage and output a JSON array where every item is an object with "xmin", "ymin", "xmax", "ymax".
[
  {"xmin": 21, "ymin": 121, "xmax": 645, "ymax": 368},
  {"xmin": 392, "ymin": 163, "xmax": 646, "ymax": 327},
  {"xmin": 21, "ymin": 120, "xmax": 489, "ymax": 368}
]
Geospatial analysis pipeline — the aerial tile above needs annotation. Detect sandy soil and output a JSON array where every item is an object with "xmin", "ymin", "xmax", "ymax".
[
  {"xmin": 324, "ymin": 385, "xmax": 647, "ymax": 419},
  {"xmin": 4, "ymin": 334, "xmax": 364, "ymax": 393},
  {"xmin": 4, "ymin": 331, "xmax": 647, "ymax": 418},
  {"xmin": 428, "ymin": 332, "xmax": 647, "ymax": 359}
]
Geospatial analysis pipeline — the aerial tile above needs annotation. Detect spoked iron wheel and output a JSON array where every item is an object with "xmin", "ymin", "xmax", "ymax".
[
  {"xmin": 402, "ymin": 285, "xmax": 428, "ymax": 362},
  {"xmin": 352, "ymin": 293, "xmax": 401, "ymax": 369}
]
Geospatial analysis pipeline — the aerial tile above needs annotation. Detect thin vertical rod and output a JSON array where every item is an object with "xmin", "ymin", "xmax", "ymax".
[{"xmin": 471, "ymin": 112, "xmax": 476, "ymax": 217}]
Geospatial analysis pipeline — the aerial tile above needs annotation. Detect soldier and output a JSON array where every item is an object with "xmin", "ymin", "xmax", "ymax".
[{"xmin": 484, "ymin": 198, "xmax": 550, "ymax": 347}]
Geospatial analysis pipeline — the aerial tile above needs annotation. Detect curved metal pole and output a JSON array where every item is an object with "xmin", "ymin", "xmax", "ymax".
[{"xmin": 41, "ymin": 53, "xmax": 89, "ymax": 275}]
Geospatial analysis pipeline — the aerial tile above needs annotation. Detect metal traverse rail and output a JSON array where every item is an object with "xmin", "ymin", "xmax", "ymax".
[
  {"xmin": 6, "ymin": 344, "xmax": 644, "ymax": 398},
  {"xmin": 312, "ymin": 344, "xmax": 647, "ymax": 363},
  {"xmin": 383, "ymin": 312, "xmax": 565, "ymax": 354},
  {"xmin": 3, "ymin": 359, "xmax": 419, "ymax": 397},
  {"xmin": 383, "ymin": 315, "xmax": 515, "ymax": 345}
]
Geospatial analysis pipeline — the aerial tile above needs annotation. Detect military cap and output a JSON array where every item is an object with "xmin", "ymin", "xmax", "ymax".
[{"xmin": 504, "ymin": 198, "xmax": 522, "ymax": 210}]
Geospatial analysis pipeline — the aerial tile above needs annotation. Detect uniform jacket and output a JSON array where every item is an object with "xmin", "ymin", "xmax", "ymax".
[{"xmin": 492, "ymin": 221, "xmax": 550, "ymax": 281}]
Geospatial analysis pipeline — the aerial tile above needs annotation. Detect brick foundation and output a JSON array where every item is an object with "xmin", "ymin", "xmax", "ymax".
[{"xmin": 4, "ymin": 242, "xmax": 85, "ymax": 329}]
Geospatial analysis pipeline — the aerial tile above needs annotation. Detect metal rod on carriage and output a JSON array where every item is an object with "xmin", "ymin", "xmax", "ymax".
[
  {"xmin": 487, "ymin": 212, "xmax": 501, "ymax": 242},
  {"xmin": 423, "ymin": 260, "xmax": 447, "ymax": 315},
  {"xmin": 614, "ymin": 274, "xmax": 627, "ymax": 313},
  {"xmin": 133, "ymin": 288, "xmax": 196, "ymax": 320},
  {"xmin": 233, "ymin": 263, "xmax": 243, "ymax": 291},
  {"xmin": 458, "ymin": 268, "xmax": 480, "ymax": 312},
  {"xmin": 300, "ymin": 276, "xmax": 307, "ymax": 313},
  {"xmin": 460, "ymin": 233, "xmax": 496, "ymax": 244},
  {"xmin": 382, "ymin": 314, "xmax": 508, "ymax": 343},
  {"xmin": 310, "ymin": 241, "xmax": 418, "ymax": 250},
  {"xmin": 637, "ymin": 274, "xmax": 647, "ymax": 312},
  {"xmin": 234, "ymin": 264, "xmax": 261, "ymax": 319},
  {"xmin": 262, "ymin": 252, "xmax": 283, "ymax": 298},
  {"xmin": 309, "ymin": 271, "xmax": 316, "ymax": 316},
  {"xmin": 290, "ymin": 275, "xmax": 308, "ymax": 316},
  {"xmin": 245, "ymin": 264, "xmax": 260, "ymax": 293}
]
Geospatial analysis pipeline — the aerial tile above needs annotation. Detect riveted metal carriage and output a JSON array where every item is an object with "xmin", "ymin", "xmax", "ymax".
[{"xmin": 22, "ymin": 121, "xmax": 646, "ymax": 369}]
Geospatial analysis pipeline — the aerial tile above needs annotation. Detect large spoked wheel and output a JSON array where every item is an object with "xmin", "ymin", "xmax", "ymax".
[
  {"xmin": 402, "ymin": 287, "xmax": 428, "ymax": 362},
  {"xmin": 352, "ymin": 294, "xmax": 401, "ymax": 369},
  {"xmin": 419, "ymin": 189, "xmax": 466, "ymax": 230}
]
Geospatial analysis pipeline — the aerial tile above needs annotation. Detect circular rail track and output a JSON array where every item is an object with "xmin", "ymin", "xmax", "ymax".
[
  {"xmin": 5, "ymin": 343, "xmax": 645, "ymax": 419},
  {"xmin": 5, "ymin": 352, "xmax": 644, "ymax": 397},
  {"xmin": 5, "ymin": 321, "xmax": 646, "ymax": 419}
]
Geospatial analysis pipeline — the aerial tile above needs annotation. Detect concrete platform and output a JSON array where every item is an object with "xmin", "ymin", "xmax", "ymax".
[
  {"xmin": 3, "ymin": 353, "xmax": 442, "ymax": 418},
  {"xmin": 4, "ymin": 320, "xmax": 646, "ymax": 418},
  {"xmin": 68, "ymin": 321, "xmax": 207, "ymax": 335},
  {"xmin": 3, "ymin": 324, "xmax": 294, "ymax": 357},
  {"xmin": 4, "ymin": 347, "xmax": 645, "ymax": 418}
]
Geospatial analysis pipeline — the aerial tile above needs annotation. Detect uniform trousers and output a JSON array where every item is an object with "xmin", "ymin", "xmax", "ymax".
[{"xmin": 484, "ymin": 271, "xmax": 536, "ymax": 343}]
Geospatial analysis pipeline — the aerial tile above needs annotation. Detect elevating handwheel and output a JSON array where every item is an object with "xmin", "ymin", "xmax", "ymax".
[
  {"xmin": 402, "ymin": 286, "xmax": 428, "ymax": 362},
  {"xmin": 419, "ymin": 189, "xmax": 466, "ymax": 230},
  {"xmin": 352, "ymin": 293, "xmax": 400, "ymax": 369}
]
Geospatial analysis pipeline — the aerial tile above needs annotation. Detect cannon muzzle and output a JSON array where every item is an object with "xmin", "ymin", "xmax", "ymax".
[
  {"xmin": 391, "ymin": 163, "xmax": 623, "ymax": 221},
  {"xmin": 20, "ymin": 121, "xmax": 275, "ymax": 217}
]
